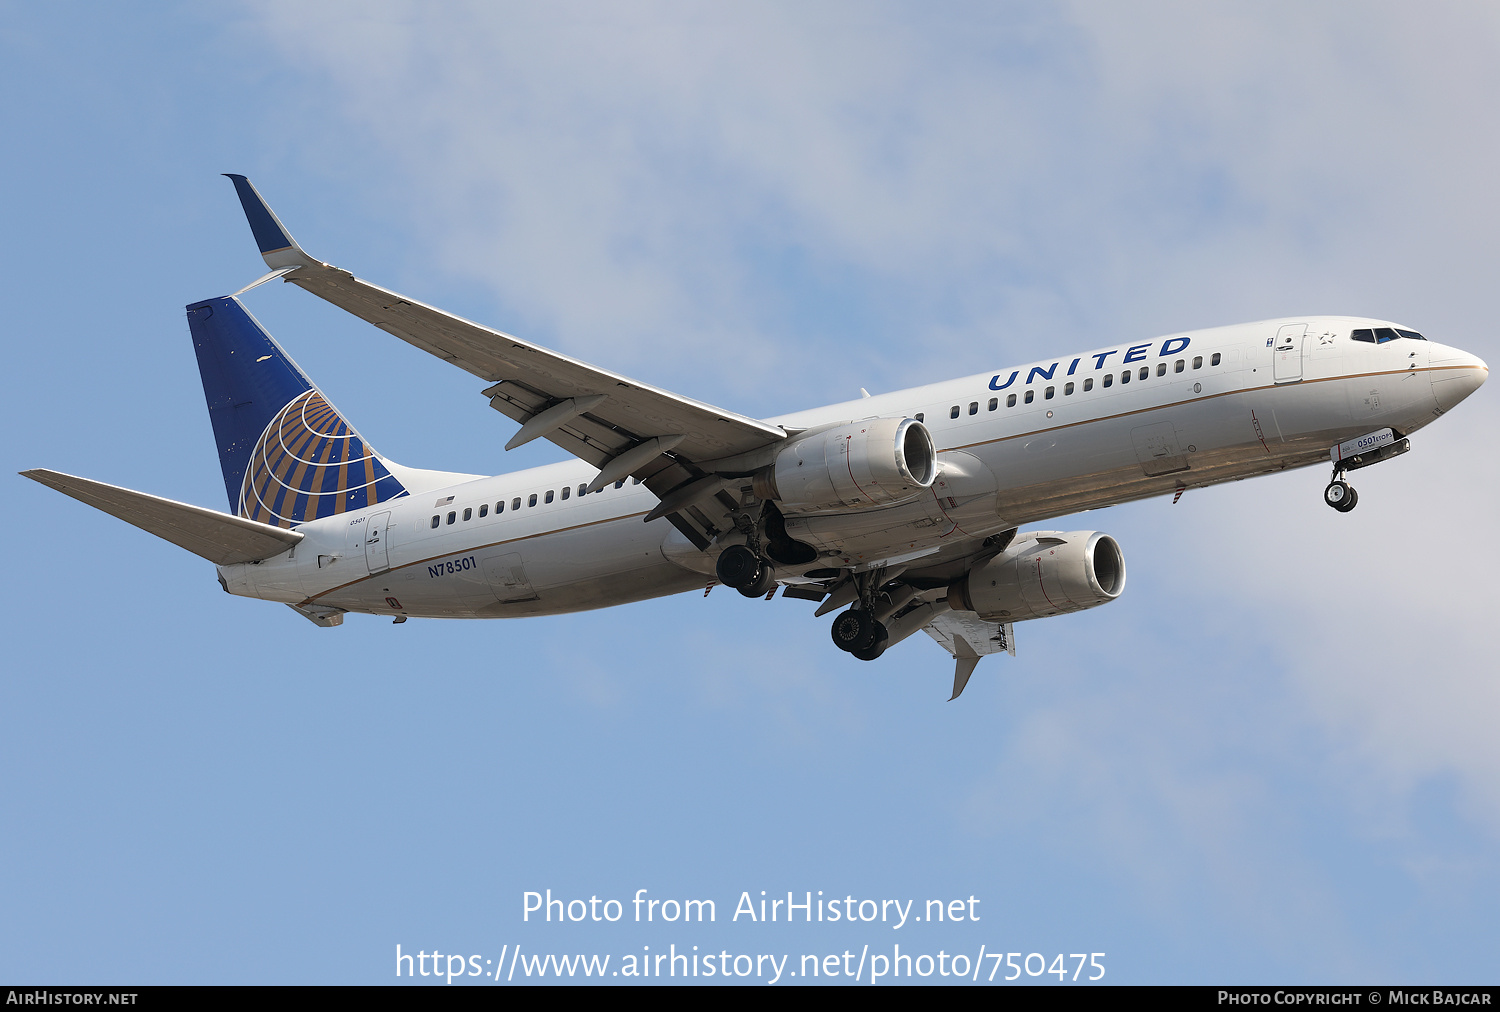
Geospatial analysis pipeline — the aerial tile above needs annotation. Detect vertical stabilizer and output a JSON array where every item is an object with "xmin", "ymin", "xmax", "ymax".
[{"xmin": 187, "ymin": 297, "xmax": 407, "ymax": 527}]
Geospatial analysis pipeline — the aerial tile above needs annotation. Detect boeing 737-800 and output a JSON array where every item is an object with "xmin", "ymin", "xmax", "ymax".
[{"xmin": 23, "ymin": 176, "xmax": 1489, "ymax": 698}]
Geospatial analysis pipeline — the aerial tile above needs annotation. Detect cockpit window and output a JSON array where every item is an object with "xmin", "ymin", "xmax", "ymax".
[{"xmin": 1353, "ymin": 327, "xmax": 1421, "ymax": 343}]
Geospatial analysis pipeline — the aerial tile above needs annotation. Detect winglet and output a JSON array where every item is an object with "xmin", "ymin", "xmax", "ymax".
[
  {"xmin": 223, "ymin": 174, "xmax": 315, "ymax": 270},
  {"xmin": 948, "ymin": 634, "xmax": 982, "ymax": 701}
]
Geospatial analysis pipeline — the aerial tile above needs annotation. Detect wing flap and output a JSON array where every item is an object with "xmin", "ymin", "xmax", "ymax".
[
  {"xmin": 484, "ymin": 381, "xmax": 629, "ymax": 468},
  {"xmin": 924, "ymin": 611, "xmax": 1015, "ymax": 659},
  {"xmin": 22, "ymin": 469, "xmax": 303, "ymax": 566}
]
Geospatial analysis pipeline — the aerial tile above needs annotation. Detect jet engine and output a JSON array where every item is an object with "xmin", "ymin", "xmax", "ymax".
[
  {"xmin": 947, "ymin": 530, "xmax": 1125, "ymax": 622},
  {"xmin": 752, "ymin": 417, "xmax": 936, "ymax": 513}
]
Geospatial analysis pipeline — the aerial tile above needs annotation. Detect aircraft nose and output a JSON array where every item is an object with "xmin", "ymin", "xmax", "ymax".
[{"xmin": 1430, "ymin": 345, "xmax": 1488, "ymax": 414}]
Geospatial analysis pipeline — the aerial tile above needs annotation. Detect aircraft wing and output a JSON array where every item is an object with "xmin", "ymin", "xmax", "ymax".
[
  {"xmin": 21, "ymin": 468, "xmax": 303, "ymax": 566},
  {"xmin": 224, "ymin": 175, "xmax": 787, "ymax": 549}
]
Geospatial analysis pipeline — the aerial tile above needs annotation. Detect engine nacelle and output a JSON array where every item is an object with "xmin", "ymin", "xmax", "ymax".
[
  {"xmin": 754, "ymin": 417, "xmax": 936, "ymax": 512},
  {"xmin": 948, "ymin": 530, "xmax": 1126, "ymax": 621}
]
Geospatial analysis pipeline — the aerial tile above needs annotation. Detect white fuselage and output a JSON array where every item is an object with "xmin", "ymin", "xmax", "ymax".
[{"xmin": 218, "ymin": 316, "xmax": 1486, "ymax": 620}]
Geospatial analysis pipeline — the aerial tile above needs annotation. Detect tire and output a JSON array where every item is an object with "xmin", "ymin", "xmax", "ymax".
[
  {"xmin": 830, "ymin": 609, "xmax": 875, "ymax": 652},
  {"xmin": 738, "ymin": 563, "xmax": 776, "ymax": 598},
  {"xmin": 715, "ymin": 545, "xmax": 760, "ymax": 588},
  {"xmin": 850, "ymin": 622, "xmax": 890, "ymax": 661},
  {"xmin": 1324, "ymin": 480, "xmax": 1351, "ymax": 509},
  {"xmin": 1337, "ymin": 486, "xmax": 1359, "ymax": 513}
]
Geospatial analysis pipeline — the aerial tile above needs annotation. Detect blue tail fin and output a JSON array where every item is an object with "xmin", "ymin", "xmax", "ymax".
[{"xmin": 187, "ymin": 297, "xmax": 408, "ymax": 527}]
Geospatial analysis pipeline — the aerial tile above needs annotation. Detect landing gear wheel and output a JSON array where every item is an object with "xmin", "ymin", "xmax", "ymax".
[
  {"xmin": 738, "ymin": 563, "xmax": 776, "ymax": 598},
  {"xmin": 1324, "ymin": 480, "xmax": 1357, "ymax": 512},
  {"xmin": 830, "ymin": 609, "xmax": 876, "ymax": 653},
  {"xmin": 715, "ymin": 545, "xmax": 760, "ymax": 588},
  {"xmin": 850, "ymin": 622, "xmax": 890, "ymax": 661}
]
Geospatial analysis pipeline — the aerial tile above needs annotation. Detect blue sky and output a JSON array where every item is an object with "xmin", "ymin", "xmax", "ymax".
[{"xmin": 3, "ymin": 2, "xmax": 1498, "ymax": 985}]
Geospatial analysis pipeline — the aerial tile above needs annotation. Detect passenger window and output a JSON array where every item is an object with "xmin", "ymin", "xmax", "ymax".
[
  {"xmin": 950, "ymin": 405, "xmax": 960, "ymax": 419},
  {"xmin": 497, "ymin": 501, "xmax": 505, "ymax": 513},
  {"xmin": 966, "ymin": 401, "xmax": 976, "ymax": 415},
  {"xmin": 512, "ymin": 498, "xmax": 521, "ymax": 510},
  {"xmin": 528, "ymin": 494, "xmax": 537, "ymax": 507},
  {"xmin": 1083, "ymin": 378, "xmax": 1093, "ymax": 391},
  {"xmin": 988, "ymin": 398, "xmax": 997, "ymax": 411},
  {"xmin": 561, "ymin": 487, "xmax": 570, "ymax": 500},
  {"xmin": 463, "ymin": 507, "xmax": 472, "ymax": 521},
  {"xmin": 446, "ymin": 511, "xmax": 456, "ymax": 525},
  {"xmin": 479, "ymin": 504, "xmax": 488, "ymax": 517},
  {"xmin": 1064, "ymin": 382, "xmax": 1074, "ymax": 395},
  {"xmin": 545, "ymin": 490, "xmax": 554, "ymax": 503},
  {"xmin": 578, "ymin": 484, "xmax": 587, "ymax": 496},
  {"xmin": 1024, "ymin": 389, "xmax": 1035, "ymax": 404},
  {"xmin": 1121, "ymin": 370, "xmax": 1130, "ymax": 384},
  {"xmin": 1138, "ymin": 366, "xmax": 1148, "ymax": 380},
  {"xmin": 915, "ymin": 412, "xmax": 924, "ymax": 422},
  {"xmin": 1044, "ymin": 386, "xmax": 1055, "ymax": 399},
  {"xmin": 615, "ymin": 480, "xmax": 625, "ymax": 489},
  {"xmin": 1193, "ymin": 356, "xmax": 1203, "ymax": 369},
  {"xmin": 1157, "ymin": 363, "xmax": 1167, "ymax": 377},
  {"xmin": 430, "ymin": 515, "xmax": 440, "ymax": 529},
  {"xmin": 1103, "ymin": 374, "xmax": 1113, "ymax": 388},
  {"xmin": 633, "ymin": 477, "xmax": 641, "ymax": 484},
  {"xmin": 1007, "ymin": 393, "xmax": 1017, "ymax": 407},
  {"xmin": 1175, "ymin": 359, "xmax": 1184, "ymax": 373},
  {"xmin": 1211, "ymin": 353, "xmax": 1222, "ymax": 366}
]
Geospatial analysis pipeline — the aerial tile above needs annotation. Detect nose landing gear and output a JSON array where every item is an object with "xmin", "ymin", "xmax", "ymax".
[
  {"xmin": 1322, "ymin": 429, "xmax": 1413, "ymax": 513},
  {"xmin": 1324, "ymin": 477, "xmax": 1358, "ymax": 512}
]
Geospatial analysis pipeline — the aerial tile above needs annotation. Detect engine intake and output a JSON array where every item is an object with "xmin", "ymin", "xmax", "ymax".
[
  {"xmin": 754, "ymin": 417, "xmax": 936, "ymax": 512},
  {"xmin": 948, "ymin": 530, "xmax": 1125, "ymax": 621}
]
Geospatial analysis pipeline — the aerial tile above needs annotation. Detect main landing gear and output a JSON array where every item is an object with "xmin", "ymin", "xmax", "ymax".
[
  {"xmin": 825, "ymin": 568, "xmax": 899, "ymax": 661},
  {"xmin": 1324, "ymin": 477, "xmax": 1358, "ymax": 512},
  {"xmin": 830, "ymin": 608, "xmax": 890, "ymax": 661},
  {"xmin": 715, "ymin": 541, "xmax": 894, "ymax": 660},
  {"xmin": 715, "ymin": 544, "xmax": 776, "ymax": 598}
]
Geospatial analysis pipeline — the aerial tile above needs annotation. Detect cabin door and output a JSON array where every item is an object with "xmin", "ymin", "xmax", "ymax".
[
  {"xmin": 363, "ymin": 511, "xmax": 392, "ymax": 575},
  {"xmin": 1273, "ymin": 324, "xmax": 1306, "ymax": 384}
]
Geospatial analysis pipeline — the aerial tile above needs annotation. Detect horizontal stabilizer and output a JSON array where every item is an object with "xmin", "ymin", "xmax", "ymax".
[
  {"xmin": 288, "ymin": 602, "xmax": 345, "ymax": 627},
  {"xmin": 21, "ymin": 469, "xmax": 303, "ymax": 565}
]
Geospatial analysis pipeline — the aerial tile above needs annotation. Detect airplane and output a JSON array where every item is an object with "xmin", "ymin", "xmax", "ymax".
[{"xmin": 22, "ymin": 176, "xmax": 1489, "ymax": 699}]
